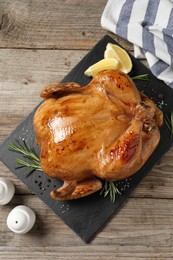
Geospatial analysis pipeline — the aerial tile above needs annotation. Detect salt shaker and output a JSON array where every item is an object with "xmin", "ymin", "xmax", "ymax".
[
  {"xmin": 0, "ymin": 177, "xmax": 15, "ymax": 205},
  {"xmin": 7, "ymin": 205, "xmax": 36, "ymax": 234}
]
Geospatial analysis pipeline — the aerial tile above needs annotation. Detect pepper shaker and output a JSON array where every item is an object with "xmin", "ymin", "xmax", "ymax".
[
  {"xmin": 0, "ymin": 177, "xmax": 15, "ymax": 205},
  {"xmin": 7, "ymin": 205, "xmax": 36, "ymax": 234}
]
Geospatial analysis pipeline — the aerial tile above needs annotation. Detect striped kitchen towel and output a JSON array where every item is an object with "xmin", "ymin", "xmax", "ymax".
[{"xmin": 101, "ymin": 0, "xmax": 173, "ymax": 88}]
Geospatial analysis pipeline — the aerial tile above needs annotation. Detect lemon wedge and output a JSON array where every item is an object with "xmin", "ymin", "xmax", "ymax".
[
  {"xmin": 104, "ymin": 43, "xmax": 132, "ymax": 74},
  {"xmin": 84, "ymin": 58, "xmax": 119, "ymax": 77}
]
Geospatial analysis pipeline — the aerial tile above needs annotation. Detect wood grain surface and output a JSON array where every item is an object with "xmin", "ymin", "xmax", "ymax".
[{"xmin": 0, "ymin": 1, "xmax": 173, "ymax": 259}]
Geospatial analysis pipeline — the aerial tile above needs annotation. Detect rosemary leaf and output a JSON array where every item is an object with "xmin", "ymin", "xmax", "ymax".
[
  {"xmin": 171, "ymin": 112, "xmax": 173, "ymax": 135},
  {"xmin": 100, "ymin": 181, "xmax": 121, "ymax": 203},
  {"xmin": 164, "ymin": 114, "xmax": 171, "ymax": 124},
  {"xmin": 164, "ymin": 111, "xmax": 173, "ymax": 137},
  {"xmin": 16, "ymin": 158, "xmax": 31, "ymax": 167},
  {"xmin": 9, "ymin": 139, "xmax": 40, "ymax": 162},
  {"xmin": 164, "ymin": 115, "xmax": 172, "ymax": 132},
  {"xmin": 104, "ymin": 189, "xmax": 110, "ymax": 197},
  {"xmin": 24, "ymin": 168, "xmax": 38, "ymax": 177},
  {"xmin": 131, "ymin": 74, "xmax": 149, "ymax": 81},
  {"xmin": 8, "ymin": 140, "xmax": 42, "ymax": 175}
]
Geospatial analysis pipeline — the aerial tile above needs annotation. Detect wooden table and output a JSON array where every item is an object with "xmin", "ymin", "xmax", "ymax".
[{"xmin": 0, "ymin": 1, "xmax": 173, "ymax": 259}]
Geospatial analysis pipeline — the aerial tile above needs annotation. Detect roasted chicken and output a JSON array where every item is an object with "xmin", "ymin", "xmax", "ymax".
[{"xmin": 34, "ymin": 70, "xmax": 163, "ymax": 200}]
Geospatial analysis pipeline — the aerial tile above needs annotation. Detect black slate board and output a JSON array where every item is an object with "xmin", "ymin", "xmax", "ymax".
[{"xmin": 0, "ymin": 35, "xmax": 173, "ymax": 243}]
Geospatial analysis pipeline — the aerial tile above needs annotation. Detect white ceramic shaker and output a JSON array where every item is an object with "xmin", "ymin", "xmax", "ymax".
[
  {"xmin": 7, "ymin": 205, "xmax": 36, "ymax": 234},
  {"xmin": 0, "ymin": 177, "xmax": 15, "ymax": 205}
]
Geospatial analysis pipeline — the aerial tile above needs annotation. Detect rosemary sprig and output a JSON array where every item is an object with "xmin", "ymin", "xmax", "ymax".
[
  {"xmin": 131, "ymin": 74, "xmax": 149, "ymax": 81},
  {"xmin": 8, "ymin": 140, "xmax": 42, "ymax": 176},
  {"xmin": 100, "ymin": 181, "xmax": 121, "ymax": 203},
  {"xmin": 164, "ymin": 111, "xmax": 173, "ymax": 137}
]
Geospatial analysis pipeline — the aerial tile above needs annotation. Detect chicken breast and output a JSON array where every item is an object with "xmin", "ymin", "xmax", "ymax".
[{"xmin": 33, "ymin": 70, "xmax": 163, "ymax": 200}]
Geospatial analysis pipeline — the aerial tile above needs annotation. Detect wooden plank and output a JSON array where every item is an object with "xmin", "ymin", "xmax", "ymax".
[
  {"xmin": 0, "ymin": 49, "xmax": 88, "ymax": 119},
  {"xmin": 0, "ymin": 0, "xmax": 133, "ymax": 50},
  {"xmin": 0, "ymin": 195, "xmax": 173, "ymax": 259}
]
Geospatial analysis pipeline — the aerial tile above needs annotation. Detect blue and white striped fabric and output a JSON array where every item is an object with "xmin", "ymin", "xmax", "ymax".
[{"xmin": 101, "ymin": 0, "xmax": 173, "ymax": 88}]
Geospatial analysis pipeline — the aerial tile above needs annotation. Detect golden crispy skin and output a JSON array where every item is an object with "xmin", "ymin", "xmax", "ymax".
[{"xmin": 33, "ymin": 70, "xmax": 163, "ymax": 200}]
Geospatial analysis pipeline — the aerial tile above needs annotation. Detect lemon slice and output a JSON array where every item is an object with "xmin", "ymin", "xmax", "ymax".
[
  {"xmin": 104, "ymin": 43, "xmax": 132, "ymax": 74},
  {"xmin": 84, "ymin": 58, "xmax": 119, "ymax": 77}
]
